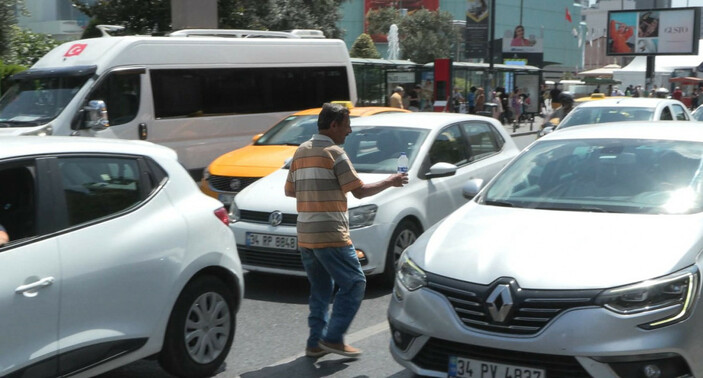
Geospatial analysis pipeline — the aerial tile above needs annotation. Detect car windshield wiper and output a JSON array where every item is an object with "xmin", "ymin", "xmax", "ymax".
[
  {"xmin": 535, "ymin": 205, "xmax": 617, "ymax": 213},
  {"xmin": 484, "ymin": 200, "xmax": 515, "ymax": 207}
]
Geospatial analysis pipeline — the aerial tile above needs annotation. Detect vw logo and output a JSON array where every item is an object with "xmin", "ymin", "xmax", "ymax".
[
  {"xmin": 269, "ymin": 211, "xmax": 283, "ymax": 227},
  {"xmin": 229, "ymin": 178, "xmax": 242, "ymax": 191},
  {"xmin": 486, "ymin": 284, "xmax": 513, "ymax": 323}
]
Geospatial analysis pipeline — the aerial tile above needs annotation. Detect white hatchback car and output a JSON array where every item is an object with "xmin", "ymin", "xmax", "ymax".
[
  {"xmin": 228, "ymin": 113, "xmax": 519, "ymax": 281},
  {"xmin": 540, "ymin": 97, "xmax": 692, "ymax": 137},
  {"xmin": 0, "ymin": 136, "xmax": 243, "ymax": 378},
  {"xmin": 390, "ymin": 121, "xmax": 703, "ymax": 377}
]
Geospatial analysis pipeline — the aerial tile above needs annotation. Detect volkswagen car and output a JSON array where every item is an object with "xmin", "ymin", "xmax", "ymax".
[
  {"xmin": 200, "ymin": 103, "xmax": 408, "ymax": 205},
  {"xmin": 390, "ymin": 121, "xmax": 703, "ymax": 377},
  {"xmin": 228, "ymin": 113, "xmax": 519, "ymax": 282},
  {"xmin": 0, "ymin": 136, "xmax": 243, "ymax": 378}
]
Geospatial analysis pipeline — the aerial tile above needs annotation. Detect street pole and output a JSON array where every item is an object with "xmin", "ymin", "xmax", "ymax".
[{"xmin": 487, "ymin": 0, "xmax": 495, "ymax": 94}]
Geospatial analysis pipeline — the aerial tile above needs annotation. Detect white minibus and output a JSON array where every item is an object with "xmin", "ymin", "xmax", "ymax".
[{"xmin": 0, "ymin": 29, "xmax": 357, "ymax": 179}]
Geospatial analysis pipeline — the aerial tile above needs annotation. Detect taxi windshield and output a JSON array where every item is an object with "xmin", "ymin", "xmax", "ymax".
[
  {"xmin": 0, "ymin": 70, "xmax": 93, "ymax": 127},
  {"xmin": 255, "ymin": 115, "xmax": 319, "ymax": 146}
]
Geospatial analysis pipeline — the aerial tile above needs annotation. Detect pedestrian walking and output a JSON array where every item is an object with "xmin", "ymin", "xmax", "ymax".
[
  {"xmin": 389, "ymin": 86, "xmax": 404, "ymax": 109},
  {"xmin": 284, "ymin": 103, "xmax": 408, "ymax": 359}
]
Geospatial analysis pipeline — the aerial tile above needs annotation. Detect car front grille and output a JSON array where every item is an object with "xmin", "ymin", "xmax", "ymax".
[
  {"xmin": 238, "ymin": 245, "xmax": 305, "ymax": 271},
  {"xmin": 239, "ymin": 210, "xmax": 298, "ymax": 226},
  {"xmin": 426, "ymin": 273, "xmax": 600, "ymax": 335},
  {"xmin": 413, "ymin": 338, "xmax": 591, "ymax": 378},
  {"xmin": 208, "ymin": 175, "xmax": 261, "ymax": 193}
]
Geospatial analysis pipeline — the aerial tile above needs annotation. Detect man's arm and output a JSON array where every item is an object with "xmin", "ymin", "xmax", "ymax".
[
  {"xmin": 0, "ymin": 230, "xmax": 8, "ymax": 246},
  {"xmin": 351, "ymin": 173, "xmax": 407, "ymax": 199}
]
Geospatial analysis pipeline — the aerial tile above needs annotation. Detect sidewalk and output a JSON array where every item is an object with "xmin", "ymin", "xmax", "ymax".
[{"xmin": 502, "ymin": 115, "xmax": 544, "ymax": 136}]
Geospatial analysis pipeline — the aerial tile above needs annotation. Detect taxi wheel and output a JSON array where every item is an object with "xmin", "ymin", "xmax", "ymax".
[
  {"xmin": 382, "ymin": 220, "xmax": 421, "ymax": 284},
  {"xmin": 159, "ymin": 276, "xmax": 236, "ymax": 378}
]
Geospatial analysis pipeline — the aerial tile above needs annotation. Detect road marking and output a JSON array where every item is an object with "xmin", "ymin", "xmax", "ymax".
[{"xmin": 265, "ymin": 321, "xmax": 389, "ymax": 368}]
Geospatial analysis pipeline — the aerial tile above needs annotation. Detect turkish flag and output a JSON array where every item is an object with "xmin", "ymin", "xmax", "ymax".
[{"xmin": 565, "ymin": 7, "xmax": 572, "ymax": 22}]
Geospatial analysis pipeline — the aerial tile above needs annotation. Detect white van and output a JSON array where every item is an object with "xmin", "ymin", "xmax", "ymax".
[{"xmin": 0, "ymin": 30, "xmax": 357, "ymax": 179}]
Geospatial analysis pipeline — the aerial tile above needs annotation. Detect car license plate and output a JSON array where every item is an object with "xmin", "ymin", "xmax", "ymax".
[
  {"xmin": 448, "ymin": 356, "xmax": 545, "ymax": 378},
  {"xmin": 245, "ymin": 232, "xmax": 297, "ymax": 251}
]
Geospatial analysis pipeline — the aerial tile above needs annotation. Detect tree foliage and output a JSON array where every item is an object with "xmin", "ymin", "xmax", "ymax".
[
  {"xmin": 366, "ymin": 7, "xmax": 458, "ymax": 64},
  {"xmin": 349, "ymin": 33, "xmax": 380, "ymax": 59},
  {"xmin": 0, "ymin": 0, "xmax": 24, "ymax": 57},
  {"xmin": 3, "ymin": 25, "xmax": 61, "ymax": 67},
  {"xmin": 73, "ymin": 0, "xmax": 348, "ymax": 38},
  {"xmin": 398, "ymin": 9, "xmax": 458, "ymax": 64},
  {"xmin": 365, "ymin": 7, "xmax": 400, "ymax": 37},
  {"xmin": 72, "ymin": 0, "xmax": 171, "ymax": 37}
]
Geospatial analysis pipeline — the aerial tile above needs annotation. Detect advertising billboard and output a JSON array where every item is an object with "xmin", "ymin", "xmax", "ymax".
[
  {"xmin": 465, "ymin": 0, "xmax": 489, "ymax": 59},
  {"xmin": 502, "ymin": 25, "xmax": 543, "ymax": 54},
  {"xmin": 607, "ymin": 8, "xmax": 700, "ymax": 56}
]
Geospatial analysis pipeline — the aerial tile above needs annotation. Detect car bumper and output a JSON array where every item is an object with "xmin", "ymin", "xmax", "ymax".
[
  {"xmin": 229, "ymin": 221, "xmax": 392, "ymax": 276},
  {"xmin": 388, "ymin": 279, "xmax": 701, "ymax": 378}
]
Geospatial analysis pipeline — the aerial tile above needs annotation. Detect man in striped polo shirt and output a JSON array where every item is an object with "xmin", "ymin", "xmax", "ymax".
[{"xmin": 285, "ymin": 103, "xmax": 407, "ymax": 359}]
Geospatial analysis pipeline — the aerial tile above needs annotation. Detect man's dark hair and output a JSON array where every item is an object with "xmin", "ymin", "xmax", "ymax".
[{"xmin": 318, "ymin": 103, "xmax": 350, "ymax": 131}]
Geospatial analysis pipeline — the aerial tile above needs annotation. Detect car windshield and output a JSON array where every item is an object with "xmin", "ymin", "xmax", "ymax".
[
  {"xmin": 481, "ymin": 138, "xmax": 703, "ymax": 214},
  {"xmin": 343, "ymin": 126, "xmax": 430, "ymax": 174},
  {"xmin": 255, "ymin": 115, "xmax": 320, "ymax": 146},
  {"xmin": 0, "ymin": 74, "xmax": 91, "ymax": 127},
  {"xmin": 558, "ymin": 107, "xmax": 654, "ymax": 129}
]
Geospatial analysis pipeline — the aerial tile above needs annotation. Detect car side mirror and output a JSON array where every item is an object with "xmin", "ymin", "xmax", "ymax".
[
  {"xmin": 462, "ymin": 178, "xmax": 484, "ymax": 199},
  {"xmin": 83, "ymin": 100, "xmax": 110, "ymax": 130},
  {"xmin": 252, "ymin": 133, "xmax": 264, "ymax": 143},
  {"xmin": 425, "ymin": 162, "xmax": 457, "ymax": 179}
]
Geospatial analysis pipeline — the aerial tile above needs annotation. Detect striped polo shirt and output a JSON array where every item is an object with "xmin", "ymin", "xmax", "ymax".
[{"xmin": 285, "ymin": 134, "xmax": 364, "ymax": 249}]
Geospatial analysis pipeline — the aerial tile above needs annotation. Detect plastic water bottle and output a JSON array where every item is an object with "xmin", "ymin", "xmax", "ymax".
[{"xmin": 397, "ymin": 152, "xmax": 409, "ymax": 174}]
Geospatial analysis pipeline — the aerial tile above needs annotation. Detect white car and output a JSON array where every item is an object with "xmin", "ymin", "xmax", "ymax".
[
  {"xmin": 228, "ymin": 113, "xmax": 520, "ymax": 281},
  {"xmin": 0, "ymin": 136, "xmax": 243, "ymax": 378},
  {"xmin": 540, "ymin": 97, "xmax": 692, "ymax": 137},
  {"xmin": 390, "ymin": 121, "xmax": 703, "ymax": 377}
]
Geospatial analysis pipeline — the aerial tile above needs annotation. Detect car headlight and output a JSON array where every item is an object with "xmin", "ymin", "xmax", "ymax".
[
  {"xmin": 397, "ymin": 251, "xmax": 427, "ymax": 291},
  {"xmin": 202, "ymin": 167, "xmax": 211, "ymax": 181},
  {"xmin": 595, "ymin": 266, "xmax": 699, "ymax": 329},
  {"xmin": 21, "ymin": 125, "xmax": 53, "ymax": 136},
  {"xmin": 228, "ymin": 198, "xmax": 240, "ymax": 223},
  {"xmin": 348, "ymin": 205, "xmax": 377, "ymax": 229}
]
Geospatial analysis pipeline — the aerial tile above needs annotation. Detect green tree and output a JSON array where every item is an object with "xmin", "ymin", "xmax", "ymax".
[
  {"xmin": 398, "ymin": 9, "xmax": 457, "ymax": 64},
  {"xmin": 0, "ymin": 0, "xmax": 25, "ymax": 57},
  {"xmin": 4, "ymin": 25, "xmax": 61, "ymax": 67},
  {"xmin": 72, "ymin": 0, "xmax": 171, "ymax": 37},
  {"xmin": 349, "ymin": 33, "xmax": 380, "ymax": 59},
  {"xmin": 365, "ymin": 7, "xmax": 400, "ymax": 37}
]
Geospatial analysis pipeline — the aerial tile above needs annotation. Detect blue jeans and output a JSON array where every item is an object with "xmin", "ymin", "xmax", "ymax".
[{"xmin": 300, "ymin": 245, "xmax": 366, "ymax": 348}]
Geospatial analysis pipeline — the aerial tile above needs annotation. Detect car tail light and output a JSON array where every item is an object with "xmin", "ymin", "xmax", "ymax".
[{"xmin": 214, "ymin": 207, "xmax": 229, "ymax": 225}]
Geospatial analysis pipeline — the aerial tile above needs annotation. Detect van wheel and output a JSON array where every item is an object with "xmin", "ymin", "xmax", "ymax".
[
  {"xmin": 159, "ymin": 276, "xmax": 235, "ymax": 378},
  {"xmin": 382, "ymin": 220, "xmax": 421, "ymax": 285}
]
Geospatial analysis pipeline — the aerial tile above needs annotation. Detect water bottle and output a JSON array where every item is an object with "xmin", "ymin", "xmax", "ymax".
[{"xmin": 397, "ymin": 152, "xmax": 409, "ymax": 174}]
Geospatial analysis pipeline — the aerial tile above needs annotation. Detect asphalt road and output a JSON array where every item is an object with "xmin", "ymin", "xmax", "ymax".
[{"xmin": 98, "ymin": 131, "xmax": 538, "ymax": 378}]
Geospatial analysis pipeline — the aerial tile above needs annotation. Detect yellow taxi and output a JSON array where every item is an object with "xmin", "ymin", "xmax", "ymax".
[{"xmin": 200, "ymin": 102, "xmax": 409, "ymax": 205}]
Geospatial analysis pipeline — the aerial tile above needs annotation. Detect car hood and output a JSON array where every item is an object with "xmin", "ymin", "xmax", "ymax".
[
  {"xmin": 209, "ymin": 145, "xmax": 298, "ymax": 177},
  {"xmin": 409, "ymin": 202, "xmax": 703, "ymax": 290},
  {"xmin": 234, "ymin": 168, "xmax": 388, "ymax": 212}
]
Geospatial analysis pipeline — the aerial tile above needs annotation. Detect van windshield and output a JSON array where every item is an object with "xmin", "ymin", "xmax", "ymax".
[{"xmin": 0, "ymin": 72, "xmax": 92, "ymax": 127}]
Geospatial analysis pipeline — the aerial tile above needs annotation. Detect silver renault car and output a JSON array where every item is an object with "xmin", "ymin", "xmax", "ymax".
[{"xmin": 389, "ymin": 121, "xmax": 703, "ymax": 377}]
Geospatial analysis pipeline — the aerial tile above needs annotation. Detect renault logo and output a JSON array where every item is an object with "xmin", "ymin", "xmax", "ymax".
[
  {"xmin": 269, "ymin": 211, "xmax": 283, "ymax": 227},
  {"xmin": 486, "ymin": 284, "xmax": 513, "ymax": 323}
]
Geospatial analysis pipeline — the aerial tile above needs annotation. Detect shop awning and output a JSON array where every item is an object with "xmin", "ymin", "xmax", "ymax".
[{"xmin": 669, "ymin": 76, "xmax": 703, "ymax": 85}]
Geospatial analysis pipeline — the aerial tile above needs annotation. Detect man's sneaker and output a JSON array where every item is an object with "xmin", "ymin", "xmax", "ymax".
[
  {"xmin": 305, "ymin": 346, "xmax": 328, "ymax": 358},
  {"xmin": 318, "ymin": 340, "xmax": 362, "ymax": 358}
]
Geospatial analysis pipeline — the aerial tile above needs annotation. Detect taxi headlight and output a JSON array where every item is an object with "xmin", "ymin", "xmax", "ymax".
[
  {"xmin": 596, "ymin": 266, "xmax": 699, "ymax": 329},
  {"xmin": 22, "ymin": 125, "xmax": 53, "ymax": 136},
  {"xmin": 397, "ymin": 251, "xmax": 426, "ymax": 291},
  {"xmin": 348, "ymin": 205, "xmax": 377, "ymax": 229}
]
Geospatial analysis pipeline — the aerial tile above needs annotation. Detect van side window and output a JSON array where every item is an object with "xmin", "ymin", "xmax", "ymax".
[
  {"xmin": 90, "ymin": 72, "xmax": 141, "ymax": 126},
  {"xmin": 0, "ymin": 161, "xmax": 37, "ymax": 243},
  {"xmin": 58, "ymin": 157, "xmax": 143, "ymax": 226},
  {"xmin": 150, "ymin": 67, "xmax": 350, "ymax": 118}
]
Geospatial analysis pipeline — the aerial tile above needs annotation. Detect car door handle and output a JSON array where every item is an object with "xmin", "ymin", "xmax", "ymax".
[{"xmin": 15, "ymin": 277, "xmax": 55, "ymax": 294}]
